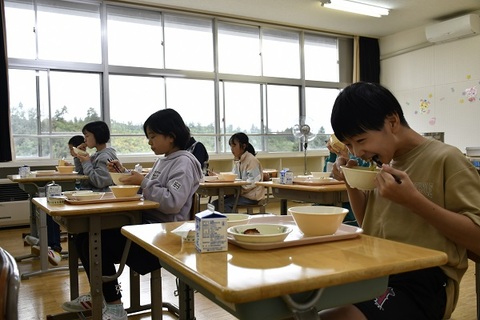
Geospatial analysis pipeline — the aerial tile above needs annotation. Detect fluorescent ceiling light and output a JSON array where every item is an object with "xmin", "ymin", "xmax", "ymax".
[{"xmin": 321, "ymin": 0, "xmax": 389, "ymax": 18}]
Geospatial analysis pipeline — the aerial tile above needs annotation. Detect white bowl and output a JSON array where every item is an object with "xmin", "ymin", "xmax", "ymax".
[
  {"xmin": 271, "ymin": 177, "xmax": 281, "ymax": 183},
  {"xmin": 224, "ymin": 213, "xmax": 251, "ymax": 227},
  {"xmin": 203, "ymin": 176, "xmax": 218, "ymax": 182},
  {"xmin": 110, "ymin": 185, "xmax": 140, "ymax": 198},
  {"xmin": 110, "ymin": 172, "xmax": 132, "ymax": 185},
  {"xmin": 288, "ymin": 205, "xmax": 348, "ymax": 236},
  {"xmin": 62, "ymin": 190, "xmax": 93, "ymax": 200},
  {"xmin": 341, "ymin": 166, "xmax": 379, "ymax": 191},
  {"xmin": 72, "ymin": 147, "xmax": 88, "ymax": 156},
  {"xmin": 219, "ymin": 172, "xmax": 238, "ymax": 181},
  {"xmin": 72, "ymin": 192, "xmax": 105, "ymax": 201},
  {"xmin": 56, "ymin": 165, "xmax": 75, "ymax": 174},
  {"xmin": 311, "ymin": 172, "xmax": 332, "ymax": 179},
  {"xmin": 227, "ymin": 224, "xmax": 292, "ymax": 243}
]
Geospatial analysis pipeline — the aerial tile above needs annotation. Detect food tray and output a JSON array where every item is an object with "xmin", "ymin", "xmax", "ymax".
[
  {"xmin": 228, "ymin": 215, "xmax": 362, "ymax": 250},
  {"xmin": 65, "ymin": 193, "xmax": 142, "ymax": 205},
  {"xmin": 205, "ymin": 179, "xmax": 240, "ymax": 183},
  {"xmin": 34, "ymin": 170, "xmax": 79, "ymax": 176},
  {"xmin": 293, "ymin": 178, "xmax": 344, "ymax": 186}
]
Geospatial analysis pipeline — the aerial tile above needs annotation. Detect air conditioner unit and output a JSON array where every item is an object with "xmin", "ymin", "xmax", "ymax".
[{"xmin": 426, "ymin": 14, "xmax": 480, "ymax": 43}]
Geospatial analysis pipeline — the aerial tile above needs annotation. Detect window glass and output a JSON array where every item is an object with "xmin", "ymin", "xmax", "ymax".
[
  {"xmin": 262, "ymin": 28, "xmax": 300, "ymax": 79},
  {"xmin": 165, "ymin": 78, "xmax": 216, "ymax": 151},
  {"xmin": 109, "ymin": 75, "xmax": 165, "ymax": 154},
  {"xmin": 221, "ymin": 82, "xmax": 262, "ymax": 152},
  {"xmin": 164, "ymin": 14, "xmax": 213, "ymax": 71},
  {"xmin": 107, "ymin": 6, "xmax": 164, "ymax": 68},
  {"xmin": 9, "ymin": 70, "xmax": 102, "ymax": 158},
  {"xmin": 5, "ymin": 0, "xmax": 36, "ymax": 59},
  {"xmin": 218, "ymin": 22, "xmax": 261, "ymax": 75},
  {"xmin": 305, "ymin": 34, "xmax": 339, "ymax": 82},
  {"xmin": 49, "ymin": 71, "xmax": 102, "ymax": 131},
  {"xmin": 265, "ymin": 85, "xmax": 299, "ymax": 152},
  {"xmin": 9, "ymin": 69, "xmax": 40, "ymax": 157},
  {"xmin": 305, "ymin": 87, "xmax": 340, "ymax": 149},
  {"xmin": 37, "ymin": 0, "xmax": 101, "ymax": 63}
]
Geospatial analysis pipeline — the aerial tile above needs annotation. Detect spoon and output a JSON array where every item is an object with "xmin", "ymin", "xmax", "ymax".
[{"xmin": 372, "ymin": 156, "xmax": 402, "ymax": 184}]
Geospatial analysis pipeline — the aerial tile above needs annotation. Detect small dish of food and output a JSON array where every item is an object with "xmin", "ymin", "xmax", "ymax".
[
  {"xmin": 72, "ymin": 192, "xmax": 105, "ymax": 201},
  {"xmin": 227, "ymin": 224, "xmax": 292, "ymax": 243},
  {"xmin": 62, "ymin": 190, "xmax": 93, "ymax": 200},
  {"xmin": 224, "ymin": 213, "xmax": 251, "ymax": 227}
]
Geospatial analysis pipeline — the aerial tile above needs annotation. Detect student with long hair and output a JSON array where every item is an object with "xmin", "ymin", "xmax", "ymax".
[
  {"xmin": 62, "ymin": 109, "xmax": 202, "ymax": 320},
  {"xmin": 212, "ymin": 132, "xmax": 264, "ymax": 212}
]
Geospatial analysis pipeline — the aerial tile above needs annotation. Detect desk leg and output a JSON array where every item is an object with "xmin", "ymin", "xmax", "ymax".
[
  {"xmin": 281, "ymin": 199, "xmax": 288, "ymax": 215},
  {"xmin": 218, "ymin": 189, "xmax": 225, "ymax": 212},
  {"xmin": 89, "ymin": 216, "xmax": 103, "ymax": 320},
  {"xmin": 20, "ymin": 207, "xmax": 70, "ymax": 279},
  {"xmin": 68, "ymin": 233, "xmax": 80, "ymax": 299},
  {"xmin": 232, "ymin": 188, "xmax": 241, "ymax": 213},
  {"xmin": 177, "ymin": 279, "xmax": 195, "ymax": 320}
]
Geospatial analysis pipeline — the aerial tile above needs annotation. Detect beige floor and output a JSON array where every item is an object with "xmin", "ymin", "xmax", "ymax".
[{"xmin": 1, "ymin": 198, "xmax": 477, "ymax": 319}]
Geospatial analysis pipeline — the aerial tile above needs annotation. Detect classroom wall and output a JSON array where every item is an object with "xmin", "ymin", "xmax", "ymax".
[{"xmin": 380, "ymin": 31, "xmax": 480, "ymax": 154}]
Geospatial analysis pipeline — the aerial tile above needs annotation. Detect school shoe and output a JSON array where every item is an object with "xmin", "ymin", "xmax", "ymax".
[
  {"xmin": 24, "ymin": 235, "xmax": 40, "ymax": 246},
  {"xmin": 62, "ymin": 293, "xmax": 106, "ymax": 312},
  {"xmin": 102, "ymin": 303, "xmax": 127, "ymax": 320},
  {"xmin": 31, "ymin": 245, "xmax": 62, "ymax": 265},
  {"xmin": 48, "ymin": 249, "xmax": 62, "ymax": 266}
]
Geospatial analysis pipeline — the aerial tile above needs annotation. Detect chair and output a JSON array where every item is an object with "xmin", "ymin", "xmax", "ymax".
[
  {"xmin": 236, "ymin": 186, "xmax": 270, "ymax": 214},
  {"xmin": 467, "ymin": 250, "xmax": 480, "ymax": 320},
  {"xmin": 0, "ymin": 247, "xmax": 20, "ymax": 320}
]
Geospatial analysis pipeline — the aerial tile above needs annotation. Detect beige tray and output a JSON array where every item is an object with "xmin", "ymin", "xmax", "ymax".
[
  {"xmin": 34, "ymin": 170, "xmax": 79, "ymax": 176},
  {"xmin": 65, "ymin": 193, "xmax": 142, "ymax": 205},
  {"xmin": 228, "ymin": 215, "xmax": 363, "ymax": 250},
  {"xmin": 293, "ymin": 178, "xmax": 344, "ymax": 186}
]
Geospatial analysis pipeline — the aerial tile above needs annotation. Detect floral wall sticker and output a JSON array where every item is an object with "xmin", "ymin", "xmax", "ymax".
[
  {"xmin": 415, "ymin": 98, "xmax": 431, "ymax": 115},
  {"xmin": 462, "ymin": 86, "xmax": 478, "ymax": 103}
]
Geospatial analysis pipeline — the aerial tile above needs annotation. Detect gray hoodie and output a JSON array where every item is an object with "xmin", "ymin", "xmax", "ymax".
[{"xmin": 141, "ymin": 150, "xmax": 203, "ymax": 223}]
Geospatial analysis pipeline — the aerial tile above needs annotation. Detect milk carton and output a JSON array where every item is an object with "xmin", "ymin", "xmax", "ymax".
[{"xmin": 195, "ymin": 204, "xmax": 228, "ymax": 253}]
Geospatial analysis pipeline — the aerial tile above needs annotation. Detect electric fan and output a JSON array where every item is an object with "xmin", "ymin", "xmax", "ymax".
[{"xmin": 292, "ymin": 118, "xmax": 319, "ymax": 175}]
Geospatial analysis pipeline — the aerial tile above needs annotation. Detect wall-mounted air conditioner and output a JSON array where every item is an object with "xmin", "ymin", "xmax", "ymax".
[{"xmin": 426, "ymin": 14, "xmax": 480, "ymax": 43}]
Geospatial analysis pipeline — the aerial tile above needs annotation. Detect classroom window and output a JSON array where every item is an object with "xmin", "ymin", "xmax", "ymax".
[{"xmin": 6, "ymin": 0, "xmax": 351, "ymax": 159}]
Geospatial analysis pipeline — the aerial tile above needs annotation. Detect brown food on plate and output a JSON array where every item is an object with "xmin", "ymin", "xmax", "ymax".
[{"xmin": 243, "ymin": 228, "xmax": 261, "ymax": 235}]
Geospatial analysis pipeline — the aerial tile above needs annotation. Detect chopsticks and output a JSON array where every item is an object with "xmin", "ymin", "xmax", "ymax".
[
  {"xmin": 108, "ymin": 158, "xmax": 123, "ymax": 173},
  {"xmin": 372, "ymin": 156, "xmax": 402, "ymax": 184}
]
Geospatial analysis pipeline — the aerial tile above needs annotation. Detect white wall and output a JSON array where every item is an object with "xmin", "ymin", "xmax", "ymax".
[{"xmin": 380, "ymin": 32, "xmax": 480, "ymax": 154}]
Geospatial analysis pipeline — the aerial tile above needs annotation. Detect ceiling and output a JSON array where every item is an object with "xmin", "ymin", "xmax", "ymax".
[{"xmin": 138, "ymin": 0, "xmax": 480, "ymax": 38}]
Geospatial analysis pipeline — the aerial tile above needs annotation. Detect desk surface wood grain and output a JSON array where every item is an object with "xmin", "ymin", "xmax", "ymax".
[{"xmin": 122, "ymin": 221, "xmax": 448, "ymax": 304}]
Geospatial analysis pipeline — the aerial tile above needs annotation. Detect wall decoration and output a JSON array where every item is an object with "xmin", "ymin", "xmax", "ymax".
[
  {"xmin": 463, "ymin": 86, "xmax": 478, "ymax": 102},
  {"xmin": 415, "ymin": 98, "xmax": 431, "ymax": 114}
]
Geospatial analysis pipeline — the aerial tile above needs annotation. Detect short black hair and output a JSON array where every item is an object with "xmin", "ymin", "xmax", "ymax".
[
  {"xmin": 143, "ymin": 109, "xmax": 190, "ymax": 149},
  {"xmin": 331, "ymin": 82, "xmax": 409, "ymax": 142},
  {"xmin": 82, "ymin": 121, "xmax": 111, "ymax": 144},
  {"xmin": 68, "ymin": 135, "xmax": 84, "ymax": 147}
]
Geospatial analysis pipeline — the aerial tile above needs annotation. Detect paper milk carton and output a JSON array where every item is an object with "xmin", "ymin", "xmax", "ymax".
[{"xmin": 195, "ymin": 204, "xmax": 228, "ymax": 253}]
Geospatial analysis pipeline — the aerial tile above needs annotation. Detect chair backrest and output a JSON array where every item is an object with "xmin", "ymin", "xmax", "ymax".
[{"xmin": 0, "ymin": 247, "xmax": 20, "ymax": 320}]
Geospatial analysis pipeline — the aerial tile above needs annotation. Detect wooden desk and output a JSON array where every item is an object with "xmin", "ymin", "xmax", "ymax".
[
  {"xmin": 32, "ymin": 197, "xmax": 159, "ymax": 320},
  {"xmin": 7, "ymin": 174, "xmax": 89, "ymax": 279},
  {"xmin": 122, "ymin": 219, "xmax": 448, "ymax": 320},
  {"xmin": 257, "ymin": 181, "xmax": 348, "ymax": 215},
  {"xmin": 196, "ymin": 180, "xmax": 249, "ymax": 212}
]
